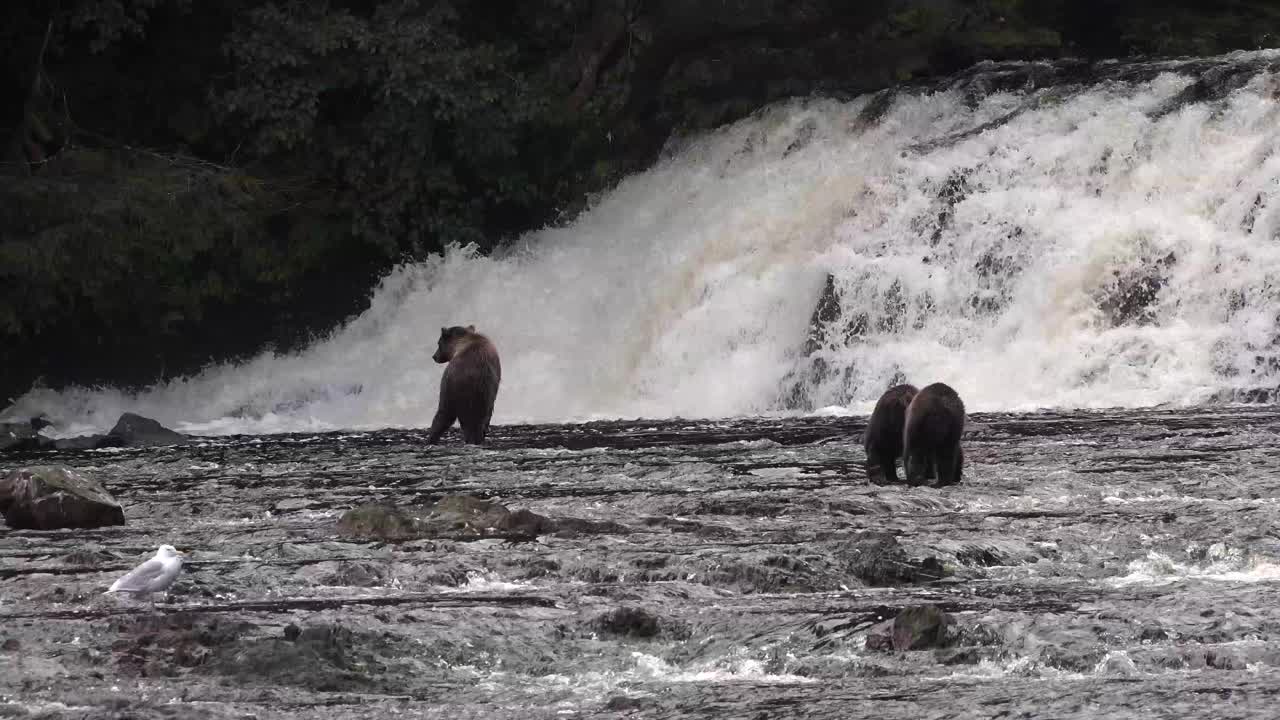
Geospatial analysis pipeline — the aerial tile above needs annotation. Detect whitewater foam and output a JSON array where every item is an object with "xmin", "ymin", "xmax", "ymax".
[
  {"xmin": 1110, "ymin": 544, "xmax": 1280, "ymax": 586},
  {"xmin": 8, "ymin": 52, "xmax": 1280, "ymax": 435}
]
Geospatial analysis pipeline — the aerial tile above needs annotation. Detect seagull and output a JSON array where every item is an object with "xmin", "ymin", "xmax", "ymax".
[{"xmin": 107, "ymin": 545, "xmax": 187, "ymax": 599}]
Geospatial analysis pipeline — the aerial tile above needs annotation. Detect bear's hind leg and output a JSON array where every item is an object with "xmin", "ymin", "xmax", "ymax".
[
  {"xmin": 427, "ymin": 407, "xmax": 457, "ymax": 445},
  {"xmin": 933, "ymin": 446, "xmax": 962, "ymax": 488},
  {"xmin": 866, "ymin": 450, "xmax": 898, "ymax": 485},
  {"xmin": 458, "ymin": 407, "xmax": 488, "ymax": 445},
  {"xmin": 904, "ymin": 450, "xmax": 930, "ymax": 486},
  {"xmin": 460, "ymin": 426, "xmax": 481, "ymax": 444},
  {"xmin": 947, "ymin": 446, "xmax": 964, "ymax": 486}
]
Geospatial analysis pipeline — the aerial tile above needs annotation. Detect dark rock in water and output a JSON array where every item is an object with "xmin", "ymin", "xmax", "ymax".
[
  {"xmin": 1, "ymin": 638, "xmax": 20, "ymax": 652},
  {"xmin": 498, "ymin": 508, "xmax": 559, "ymax": 537},
  {"xmin": 936, "ymin": 646, "xmax": 995, "ymax": 665},
  {"xmin": 120, "ymin": 614, "xmax": 401, "ymax": 689},
  {"xmin": 604, "ymin": 695, "xmax": 648, "ymax": 711},
  {"xmin": 0, "ymin": 466, "xmax": 126, "ymax": 530},
  {"xmin": 338, "ymin": 495, "xmax": 557, "ymax": 541},
  {"xmin": 1149, "ymin": 64, "xmax": 1262, "ymax": 120},
  {"xmin": 1138, "ymin": 624, "xmax": 1170, "ymax": 642},
  {"xmin": 552, "ymin": 516, "xmax": 631, "ymax": 538},
  {"xmin": 594, "ymin": 607, "xmax": 662, "ymax": 639},
  {"xmin": 211, "ymin": 623, "xmax": 399, "ymax": 692},
  {"xmin": 417, "ymin": 494, "xmax": 528, "ymax": 538},
  {"xmin": 1209, "ymin": 386, "xmax": 1279, "ymax": 405},
  {"xmin": 854, "ymin": 89, "xmax": 897, "ymax": 131},
  {"xmin": 778, "ymin": 273, "xmax": 843, "ymax": 411},
  {"xmin": 40, "ymin": 413, "xmax": 186, "ymax": 452},
  {"xmin": 0, "ymin": 422, "xmax": 40, "ymax": 452},
  {"xmin": 865, "ymin": 605, "xmax": 953, "ymax": 652},
  {"xmin": 840, "ymin": 532, "xmax": 948, "ymax": 586},
  {"xmin": 324, "ymin": 561, "xmax": 388, "ymax": 587},
  {"xmin": 1096, "ymin": 252, "xmax": 1176, "ymax": 327},
  {"xmin": 954, "ymin": 544, "xmax": 1009, "ymax": 567},
  {"xmin": 100, "ymin": 412, "xmax": 189, "ymax": 448},
  {"xmin": 805, "ymin": 273, "xmax": 844, "ymax": 355},
  {"xmin": 112, "ymin": 613, "xmax": 250, "ymax": 678}
]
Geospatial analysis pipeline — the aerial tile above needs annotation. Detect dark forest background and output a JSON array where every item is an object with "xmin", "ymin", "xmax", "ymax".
[{"xmin": 4, "ymin": 0, "xmax": 1279, "ymax": 404}]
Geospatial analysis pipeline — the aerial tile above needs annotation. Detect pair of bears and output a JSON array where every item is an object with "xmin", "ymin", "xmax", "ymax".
[
  {"xmin": 426, "ymin": 324, "xmax": 967, "ymax": 483},
  {"xmin": 863, "ymin": 382, "xmax": 966, "ymax": 487}
]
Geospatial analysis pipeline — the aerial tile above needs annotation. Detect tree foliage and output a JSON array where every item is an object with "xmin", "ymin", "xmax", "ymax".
[
  {"xmin": 4, "ymin": 0, "xmax": 1280, "ymax": 401},
  {"xmin": 216, "ymin": 1, "xmax": 565, "ymax": 254}
]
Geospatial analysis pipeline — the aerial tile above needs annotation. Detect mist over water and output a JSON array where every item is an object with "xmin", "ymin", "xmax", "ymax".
[{"xmin": 9, "ymin": 52, "xmax": 1280, "ymax": 436}]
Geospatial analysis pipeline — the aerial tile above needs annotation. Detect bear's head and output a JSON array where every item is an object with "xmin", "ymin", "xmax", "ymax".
[{"xmin": 433, "ymin": 325, "xmax": 477, "ymax": 363}]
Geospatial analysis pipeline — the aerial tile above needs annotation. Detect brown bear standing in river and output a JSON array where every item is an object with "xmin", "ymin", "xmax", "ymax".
[
  {"xmin": 902, "ymin": 382, "xmax": 966, "ymax": 487},
  {"xmin": 863, "ymin": 383, "xmax": 919, "ymax": 485},
  {"xmin": 427, "ymin": 325, "xmax": 501, "ymax": 445}
]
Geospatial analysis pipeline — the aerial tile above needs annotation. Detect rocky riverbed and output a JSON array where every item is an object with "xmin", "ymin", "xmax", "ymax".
[{"xmin": 3, "ymin": 406, "xmax": 1280, "ymax": 718}]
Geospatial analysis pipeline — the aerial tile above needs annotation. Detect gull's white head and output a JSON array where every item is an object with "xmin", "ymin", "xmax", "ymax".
[{"xmin": 156, "ymin": 545, "xmax": 186, "ymax": 559}]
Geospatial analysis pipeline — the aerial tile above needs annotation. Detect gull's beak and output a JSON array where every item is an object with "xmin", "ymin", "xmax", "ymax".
[{"xmin": 176, "ymin": 549, "xmax": 191, "ymax": 557}]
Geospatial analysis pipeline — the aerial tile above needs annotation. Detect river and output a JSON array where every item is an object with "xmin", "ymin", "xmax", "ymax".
[{"xmin": 4, "ymin": 406, "xmax": 1280, "ymax": 718}]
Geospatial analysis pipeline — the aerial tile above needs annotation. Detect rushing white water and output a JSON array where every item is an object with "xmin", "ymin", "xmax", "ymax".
[{"xmin": 9, "ymin": 52, "xmax": 1280, "ymax": 436}]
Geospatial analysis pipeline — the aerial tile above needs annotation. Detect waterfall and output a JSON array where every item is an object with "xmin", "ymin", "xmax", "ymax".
[{"xmin": 9, "ymin": 51, "xmax": 1280, "ymax": 436}]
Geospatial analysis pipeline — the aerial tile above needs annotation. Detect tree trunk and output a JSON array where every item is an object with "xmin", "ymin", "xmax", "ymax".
[
  {"xmin": 562, "ymin": 0, "xmax": 633, "ymax": 113},
  {"xmin": 9, "ymin": 17, "xmax": 55, "ymax": 177}
]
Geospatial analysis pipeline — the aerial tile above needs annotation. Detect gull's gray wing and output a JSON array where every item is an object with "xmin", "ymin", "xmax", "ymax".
[{"xmin": 109, "ymin": 558, "xmax": 177, "ymax": 593}]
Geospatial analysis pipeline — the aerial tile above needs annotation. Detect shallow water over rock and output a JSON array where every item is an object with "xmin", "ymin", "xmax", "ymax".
[{"xmin": 3, "ymin": 406, "xmax": 1280, "ymax": 718}]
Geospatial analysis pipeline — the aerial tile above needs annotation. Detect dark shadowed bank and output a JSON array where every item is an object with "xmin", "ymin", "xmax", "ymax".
[{"xmin": 3, "ymin": 0, "xmax": 1280, "ymax": 403}]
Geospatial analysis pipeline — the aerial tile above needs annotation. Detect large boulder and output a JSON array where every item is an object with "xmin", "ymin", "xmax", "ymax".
[
  {"xmin": 0, "ymin": 466, "xmax": 126, "ymax": 530},
  {"xmin": 100, "ymin": 412, "xmax": 189, "ymax": 448},
  {"xmin": 47, "ymin": 413, "xmax": 190, "ymax": 451},
  {"xmin": 865, "ymin": 605, "xmax": 954, "ymax": 652}
]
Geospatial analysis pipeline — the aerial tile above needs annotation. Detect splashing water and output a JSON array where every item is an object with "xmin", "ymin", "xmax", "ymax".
[{"xmin": 9, "ymin": 52, "xmax": 1280, "ymax": 435}]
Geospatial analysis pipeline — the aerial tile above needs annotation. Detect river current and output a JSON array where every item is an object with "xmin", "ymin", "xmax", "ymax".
[{"xmin": 3, "ymin": 406, "xmax": 1280, "ymax": 718}]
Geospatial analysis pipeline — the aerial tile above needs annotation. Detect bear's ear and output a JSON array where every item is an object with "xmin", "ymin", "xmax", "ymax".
[
  {"xmin": 440, "ymin": 327, "xmax": 448, "ymax": 335},
  {"xmin": 466, "ymin": 325, "xmax": 476, "ymax": 332}
]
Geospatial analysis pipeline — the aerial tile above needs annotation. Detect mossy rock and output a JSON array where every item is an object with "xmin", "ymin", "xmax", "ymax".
[{"xmin": 336, "ymin": 505, "xmax": 422, "ymax": 540}]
